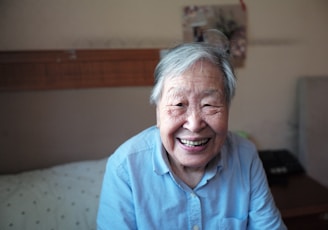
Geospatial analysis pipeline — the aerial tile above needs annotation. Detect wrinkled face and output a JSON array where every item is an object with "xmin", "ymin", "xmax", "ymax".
[{"xmin": 156, "ymin": 60, "xmax": 229, "ymax": 170}]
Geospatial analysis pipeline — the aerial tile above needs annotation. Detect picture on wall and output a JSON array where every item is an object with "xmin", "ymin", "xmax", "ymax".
[{"xmin": 182, "ymin": 4, "xmax": 247, "ymax": 67}]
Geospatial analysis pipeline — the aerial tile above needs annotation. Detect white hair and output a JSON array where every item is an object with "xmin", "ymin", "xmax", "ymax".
[{"xmin": 150, "ymin": 42, "xmax": 237, "ymax": 106}]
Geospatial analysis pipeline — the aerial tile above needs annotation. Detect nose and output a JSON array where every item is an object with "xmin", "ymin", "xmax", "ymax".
[{"xmin": 183, "ymin": 107, "xmax": 206, "ymax": 133}]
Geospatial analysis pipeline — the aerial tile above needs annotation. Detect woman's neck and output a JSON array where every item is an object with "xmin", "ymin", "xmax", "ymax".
[{"xmin": 168, "ymin": 158, "xmax": 205, "ymax": 189}]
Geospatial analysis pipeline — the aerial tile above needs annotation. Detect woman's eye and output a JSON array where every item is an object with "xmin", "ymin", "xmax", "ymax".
[
  {"xmin": 175, "ymin": 103, "xmax": 184, "ymax": 107},
  {"xmin": 203, "ymin": 104, "xmax": 213, "ymax": 107},
  {"xmin": 202, "ymin": 103, "xmax": 222, "ymax": 114}
]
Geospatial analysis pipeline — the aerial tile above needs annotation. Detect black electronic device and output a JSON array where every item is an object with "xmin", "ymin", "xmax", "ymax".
[{"xmin": 258, "ymin": 149, "xmax": 305, "ymax": 185}]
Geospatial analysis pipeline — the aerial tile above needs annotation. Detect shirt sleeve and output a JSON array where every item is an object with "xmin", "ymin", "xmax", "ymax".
[
  {"xmin": 247, "ymin": 150, "xmax": 287, "ymax": 230},
  {"xmin": 97, "ymin": 156, "xmax": 137, "ymax": 230}
]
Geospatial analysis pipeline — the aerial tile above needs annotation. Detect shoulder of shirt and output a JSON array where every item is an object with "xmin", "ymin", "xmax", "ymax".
[
  {"xmin": 107, "ymin": 125, "xmax": 159, "ymax": 165},
  {"xmin": 218, "ymin": 131, "xmax": 260, "ymax": 171},
  {"xmin": 226, "ymin": 131, "xmax": 258, "ymax": 158}
]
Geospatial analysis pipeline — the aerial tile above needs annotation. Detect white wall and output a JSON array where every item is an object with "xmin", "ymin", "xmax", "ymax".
[
  {"xmin": 0, "ymin": 87, "xmax": 156, "ymax": 171},
  {"xmin": 1, "ymin": 0, "xmax": 328, "ymax": 154}
]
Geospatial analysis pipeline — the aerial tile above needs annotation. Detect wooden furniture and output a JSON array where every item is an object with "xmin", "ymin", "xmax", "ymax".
[
  {"xmin": 270, "ymin": 174, "xmax": 328, "ymax": 229},
  {"xmin": 0, "ymin": 49, "xmax": 159, "ymax": 91}
]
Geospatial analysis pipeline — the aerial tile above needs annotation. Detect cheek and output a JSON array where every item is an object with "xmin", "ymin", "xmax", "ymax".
[
  {"xmin": 158, "ymin": 123, "xmax": 178, "ymax": 155},
  {"xmin": 157, "ymin": 106, "xmax": 184, "ymax": 128},
  {"xmin": 157, "ymin": 107, "xmax": 184, "ymax": 149},
  {"xmin": 207, "ymin": 112, "xmax": 229, "ymax": 133}
]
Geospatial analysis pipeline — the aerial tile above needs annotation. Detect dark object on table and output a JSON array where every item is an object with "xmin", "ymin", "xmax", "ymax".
[{"xmin": 259, "ymin": 149, "xmax": 305, "ymax": 185}]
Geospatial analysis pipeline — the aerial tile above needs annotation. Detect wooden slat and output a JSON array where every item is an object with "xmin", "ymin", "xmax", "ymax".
[{"xmin": 0, "ymin": 49, "xmax": 160, "ymax": 90}]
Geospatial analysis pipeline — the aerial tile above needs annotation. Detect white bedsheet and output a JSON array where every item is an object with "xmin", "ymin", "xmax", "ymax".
[{"xmin": 0, "ymin": 158, "xmax": 107, "ymax": 230}]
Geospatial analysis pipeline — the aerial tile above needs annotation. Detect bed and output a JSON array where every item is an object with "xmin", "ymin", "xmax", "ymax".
[
  {"xmin": 0, "ymin": 158, "xmax": 107, "ymax": 230},
  {"xmin": 0, "ymin": 49, "xmax": 159, "ymax": 230}
]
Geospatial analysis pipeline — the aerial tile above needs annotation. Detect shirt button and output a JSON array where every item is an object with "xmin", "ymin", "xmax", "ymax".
[
  {"xmin": 193, "ymin": 225, "xmax": 199, "ymax": 230},
  {"xmin": 191, "ymin": 192, "xmax": 196, "ymax": 198}
]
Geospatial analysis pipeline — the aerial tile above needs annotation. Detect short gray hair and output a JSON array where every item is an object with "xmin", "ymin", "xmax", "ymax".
[{"xmin": 150, "ymin": 42, "xmax": 237, "ymax": 106}]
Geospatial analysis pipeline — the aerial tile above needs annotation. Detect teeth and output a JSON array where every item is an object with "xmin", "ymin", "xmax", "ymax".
[{"xmin": 180, "ymin": 139, "xmax": 208, "ymax": 147}]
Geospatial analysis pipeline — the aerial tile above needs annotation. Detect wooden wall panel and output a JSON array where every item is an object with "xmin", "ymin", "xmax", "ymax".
[{"xmin": 0, "ymin": 49, "xmax": 159, "ymax": 90}]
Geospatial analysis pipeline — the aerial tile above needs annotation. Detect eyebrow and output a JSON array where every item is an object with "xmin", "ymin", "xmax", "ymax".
[
  {"xmin": 166, "ymin": 87, "xmax": 223, "ymax": 98},
  {"xmin": 202, "ymin": 89, "xmax": 222, "ymax": 97}
]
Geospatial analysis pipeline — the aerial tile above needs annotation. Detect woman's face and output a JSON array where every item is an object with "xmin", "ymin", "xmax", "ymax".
[{"xmin": 156, "ymin": 60, "xmax": 229, "ymax": 170}]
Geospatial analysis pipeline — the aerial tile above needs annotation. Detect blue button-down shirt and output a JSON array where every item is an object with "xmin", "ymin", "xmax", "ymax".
[{"xmin": 97, "ymin": 126, "xmax": 286, "ymax": 229}]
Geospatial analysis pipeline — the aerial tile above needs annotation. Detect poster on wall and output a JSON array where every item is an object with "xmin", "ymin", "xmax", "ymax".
[{"xmin": 182, "ymin": 4, "xmax": 247, "ymax": 67}]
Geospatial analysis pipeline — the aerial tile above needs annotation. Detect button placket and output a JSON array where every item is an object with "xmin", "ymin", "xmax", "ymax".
[{"xmin": 189, "ymin": 192, "xmax": 202, "ymax": 230}]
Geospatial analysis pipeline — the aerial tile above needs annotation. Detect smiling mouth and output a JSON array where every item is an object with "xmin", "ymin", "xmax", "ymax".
[{"xmin": 179, "ymin": 138, "xmax": 210, "ymax": 147}]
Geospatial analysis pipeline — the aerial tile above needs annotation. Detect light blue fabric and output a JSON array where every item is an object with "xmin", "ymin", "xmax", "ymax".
[{"xmin": 97, "ymin": 126, "xmax": 286, "ymax": 230}]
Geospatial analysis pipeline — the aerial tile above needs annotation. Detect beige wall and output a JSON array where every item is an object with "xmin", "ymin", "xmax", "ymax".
[{"xmin": 1, "ymin": 0, "xmax": 328, "ymax": 156}]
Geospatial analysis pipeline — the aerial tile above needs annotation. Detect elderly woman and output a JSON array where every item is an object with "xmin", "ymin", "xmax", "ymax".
[{"xmin": 97, "ymin": 34, "xmax": 286, "ymax": 229}]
